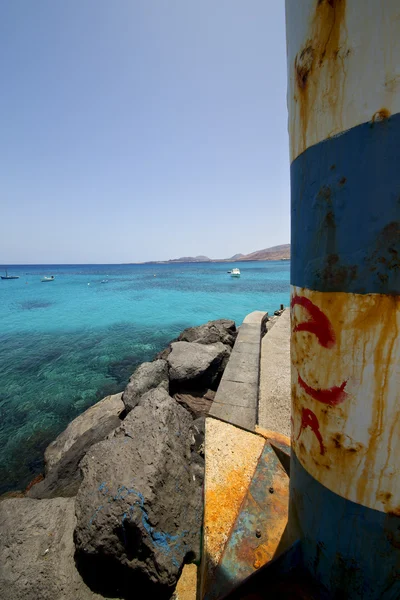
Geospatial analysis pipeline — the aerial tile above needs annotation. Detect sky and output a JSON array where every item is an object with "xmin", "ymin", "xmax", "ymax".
[{"xmin": 0, "ymin": 1, "xmax": 289, "ymax": 264}]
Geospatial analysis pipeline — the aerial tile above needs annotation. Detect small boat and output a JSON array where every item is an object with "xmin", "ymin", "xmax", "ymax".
[
  {"xmin": 1, "ymin": 269, "xmax": 19, "ymax": 280},
  {"xmin": 100, "ymin": 280, "xmax": 108, "ymax": 284},
  {"xmin": 41, "ymin": 276, "xmax": 55, "ymax": 282},
  {"xmin": 230, "ymin": 268, "xmax": 241, "ymax": 277}
]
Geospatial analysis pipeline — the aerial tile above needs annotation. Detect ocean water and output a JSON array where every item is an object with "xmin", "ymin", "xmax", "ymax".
[{"xmin": 0, "ymin": 261, "xmax": 290, "ymax": 493}]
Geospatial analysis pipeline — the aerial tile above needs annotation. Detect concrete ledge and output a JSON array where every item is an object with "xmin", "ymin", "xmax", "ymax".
[
  {"xmin": 210, "ymin": 403, "xmax": 257, "ymax": 430},
  {"xmin": 210, "ymin": 311, "xmax": 267, "ymax": 430},
  {"xmin": 233, "ymin": 340, "xmax": 260, "ymax": 356},
  {"xmin": 213, "ymin": 381, "xmax": 258, "ymax": 409},
  {"xmin": 222, "ymin": 353, "xmax": 259, "ymax": 384},
  {"xmin": 258, "ymin": 309, "xmax": 291, "ymax": 438}
]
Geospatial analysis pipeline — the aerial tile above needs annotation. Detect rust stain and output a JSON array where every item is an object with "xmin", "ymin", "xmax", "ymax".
[
  {"xmin": 356, "ymin": 295, "xmax": 398, "ymax": 506},
  {"xmin": 377, "ymin": 491, "xmax": 393, "ymax": 504},
  {"xmin": 203, "ymin": 418, "xmax": 264, "ymax": 595},
  {"xmin": 330, "ymin": 432, "xmax": 363, "ymax": 453},
  {"xmin": 255, "ymin": 427, "xmax": 291, "ymax": 448},
  {"xmin": 317, "ymin": 254, "xmax": 358, "ymax": 289},
  {"xmin": 206, "ymin": 468, "xmax": 256, "ymax": 554},
  {"xmin": 293, "ymin": 0, "xmax": 348, "ymax": 155},
  {"xmin": 291, "ymin": 287, "xmax": 400, "ymax": 511},
  {"xmin": 367, "ymin": 222, "xmax": 400, "ymax": 288},
  {"xmin": 230, "ymin": 458, "xmax": 289, "ymax": 572},
  {"xmin": 371, "ymin": 108, "xmax": 391, "ymax": 123},
  {"xmin": 25, "ymin": 473, "xmax": 44, "ymax": 492},
  {"xmin": 253, "ymin": 544, "xmax": 271, "ymax": 569},
  {"xmin": 385, "ymin": 511, "xmax": 400, "ymax": 549}
]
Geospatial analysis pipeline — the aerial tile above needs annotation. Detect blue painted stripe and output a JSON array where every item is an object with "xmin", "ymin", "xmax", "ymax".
[
  {"xmin": 290, "ymin": 452, "xmax": 400, "ymax": 600},
  {"xmin": 291, "ymin": 112, "xmax": 400, "ymax": 294}
]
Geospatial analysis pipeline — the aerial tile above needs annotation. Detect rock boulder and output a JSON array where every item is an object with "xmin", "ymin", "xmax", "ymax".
[
  {"xmin": 28, "ymin": 393, "xmax": 125, "ymax": 500},
  {"xmin": 74, "ymin": 388, "xmax": 202, "ymax": 599},
  {"xmin": 174, "ymin": 390, "xmax": 215, "ymax": 419},
  {"xmin": 178, "ymin": 319, "xmax": 237, "ymax": 347},
  {"xmin": 0, "ymin": 497, "xmax": 104, "ymax": 600},
  {"xmin": 167, "ymin": 341, "xmax": 230, "ymax": 393},
  {"xmin": 122, "ymin": 359, "xmax": 169, "ymax": 413}
]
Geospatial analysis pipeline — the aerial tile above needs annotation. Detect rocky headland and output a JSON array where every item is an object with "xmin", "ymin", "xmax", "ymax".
[
  {"xmin": 138, "ymin": 243, "xmax": 291, "ymax": 264},
  {"xmin": 0, "ymin": 319, "xmax": 239, "ymax": 600}
]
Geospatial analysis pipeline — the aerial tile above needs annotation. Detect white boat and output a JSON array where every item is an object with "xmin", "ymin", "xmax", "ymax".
[
  {"xmin": 230, "ymin": 268, "xmax": 241, "ymax": 277},
  {"xmin": 41, "ymin": 276, "xmax": 55, "ymax": 282}
]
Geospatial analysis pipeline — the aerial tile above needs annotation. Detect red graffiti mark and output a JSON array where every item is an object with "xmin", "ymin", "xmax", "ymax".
[
  {"xmin": 298, "ymin": 373, "xmax": 348, "ymax": 406},
  {"xmin": 291, "ymin": 295, "xmax": 336, "ymax": 348},
  {"xmin": 297, "ymin": 408, "xmax": 326, "ymax": 455}
]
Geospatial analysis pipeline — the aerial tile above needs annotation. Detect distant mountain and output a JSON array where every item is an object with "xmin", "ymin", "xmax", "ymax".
[
  {"xmin": 167, "ymin": 255, "xmax": 211, "ymax": 263},
  {"xmin": 238, "ymin": 244, "xmax": 290, "ymax": 261},
  {"xmin": 141, "ymin": 245, "xmax": 290, "ymax": 264},
  {"xmin": 229, "ymin": 253, "xmax": 244, "ymax": 260}
]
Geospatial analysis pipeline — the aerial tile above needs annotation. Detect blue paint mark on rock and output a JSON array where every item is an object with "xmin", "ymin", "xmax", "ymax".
[{"xmin": 89, "ymin": 480, "xmax": 189, "ymax": 568}]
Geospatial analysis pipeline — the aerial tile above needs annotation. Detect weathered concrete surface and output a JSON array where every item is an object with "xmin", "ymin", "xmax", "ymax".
[
  {"xmin": 210, "ymin": 311, "xmax": 266, "ymax": 430},
  {"xmin": 0, "ymin": 497, "xmax": 105, "ymax": 600},
  {"xmin": 205, "ymin": 431, "xmax": 290, "ymax": 599},
  {"xmin": 222, "ymin": 352, "xmax": 259, "ymax": 384},
  {"xmin": 200, "ymin": 418, "xmax": 265, "ymax": 598},
  {"xmin": 258, "ymin": 309, "xmax": 291, "ymax": 438},
  {"xmin": 174, "ymin": 564, "xmax": 197, "ymax": 600}
]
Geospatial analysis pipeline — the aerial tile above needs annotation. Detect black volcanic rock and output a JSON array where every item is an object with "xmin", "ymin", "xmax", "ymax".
[{"xmin": 74, "ymin": 389, "xmax": 202, "ymax": 598}]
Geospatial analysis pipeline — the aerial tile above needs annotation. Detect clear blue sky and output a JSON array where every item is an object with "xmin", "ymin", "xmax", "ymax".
[{"xmin": 1, "ymin": 1, "xmax": 289, "ymax": 264}]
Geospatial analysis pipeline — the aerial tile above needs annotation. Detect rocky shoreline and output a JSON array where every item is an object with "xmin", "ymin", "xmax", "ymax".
[{"xmin": 0, "ymin": 319, "xmax": 239, "ymax": 600}]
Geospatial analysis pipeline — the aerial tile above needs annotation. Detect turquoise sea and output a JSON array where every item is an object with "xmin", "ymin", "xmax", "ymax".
[{"xmin": 0, "ymin": 261, "xmax": 290, "ymax": 494}]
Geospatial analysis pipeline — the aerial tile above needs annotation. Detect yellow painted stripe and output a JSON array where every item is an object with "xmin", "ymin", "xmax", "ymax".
[{"xmin": 291, "ymin": 286, "xmax": 400, "ymax": 513}]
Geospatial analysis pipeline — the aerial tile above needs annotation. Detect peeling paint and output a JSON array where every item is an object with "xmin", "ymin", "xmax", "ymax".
[{"xmin": 286, "ymin": 0, "xmax": 400, "ymax": 160}]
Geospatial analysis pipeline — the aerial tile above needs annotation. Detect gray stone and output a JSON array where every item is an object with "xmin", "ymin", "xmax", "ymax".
[
  {"xmin": 122, "ymin": 359, "xmax": 169, "ymax": 413},
  {"xmin": 0, "ymin": 497, "xmax": 104, "ymax": 600},
  {"xmin": 28, "ymin": 394, "xmax": 125, "ymax": 499},
  {"xmin": 167, "ymin": 341, "xmax": 230, "ymax": 391},
  {"xmin": 191, "ymin": 417, "xmax": 205, "ymax": 456},
  {"xmin": 178, "ymin": 319, "xmax": 237, "ymax": 347},
  {"xmin": 74, "ymin": 388, "xmax": 202, "ymax": 598},
  {"xmin": 190, "ymin": 452, "xmax": 205, "ymax": 488},
  {"xmin": 154, "ymin": 345, "xmax": 173, "ymax": 360}
]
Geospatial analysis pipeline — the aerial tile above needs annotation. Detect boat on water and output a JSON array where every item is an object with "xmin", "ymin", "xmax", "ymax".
[
  {"xmin": 230, "ymin": 268, "xmax": 241, "ymax": 277},
  {"xmin": 41, "ymin": 276, "xmax": 55, "ymax": 282},
  {"xmin": 1, "ymin": 269, "xmax": 19, "ymax": 280}
]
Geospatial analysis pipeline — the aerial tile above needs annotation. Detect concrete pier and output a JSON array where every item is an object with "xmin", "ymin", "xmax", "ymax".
[{"xmin": 258, "ymin": 309, "xmax": 291, "ymax": 437}]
